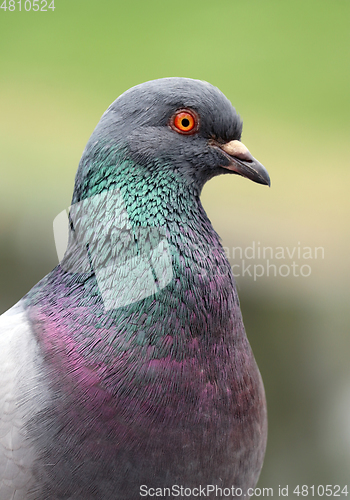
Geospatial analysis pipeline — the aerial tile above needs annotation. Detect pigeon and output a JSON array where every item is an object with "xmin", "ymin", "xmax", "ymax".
[{"xmin": 0, "ymin": 78, "xmax": 270, "ymax": 500}]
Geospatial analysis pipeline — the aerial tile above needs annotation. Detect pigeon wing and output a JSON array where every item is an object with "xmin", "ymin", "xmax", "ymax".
[{"xmin": 0, "ymin": 302, "xmax": 48, "ymax": 500}]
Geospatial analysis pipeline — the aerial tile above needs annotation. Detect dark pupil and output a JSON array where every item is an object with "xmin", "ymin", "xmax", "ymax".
[{"xmin": 181, "ymin": 118, "xmax": 190, "ymax": 128}]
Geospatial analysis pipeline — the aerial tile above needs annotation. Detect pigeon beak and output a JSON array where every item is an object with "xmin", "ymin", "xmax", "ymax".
[{"xmin": 217, "ymin": 140, "xmax": 270, "ymax": 186}]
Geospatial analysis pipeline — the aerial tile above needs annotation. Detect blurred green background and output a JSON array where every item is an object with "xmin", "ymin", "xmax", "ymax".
[{"xmin": 1, "ymin": 0, "xmax": 349, "ymax": 495}]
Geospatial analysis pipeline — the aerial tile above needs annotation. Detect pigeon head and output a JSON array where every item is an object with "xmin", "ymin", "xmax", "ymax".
[{"xmin": 73, "ymin": 77, "xmax": 270, "ymax": 204}]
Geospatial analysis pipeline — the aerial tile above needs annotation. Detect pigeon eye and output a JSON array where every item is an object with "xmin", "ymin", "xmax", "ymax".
[{"xmin": 170, "ymin": 109, "xmax": 199, "ymax": 135}]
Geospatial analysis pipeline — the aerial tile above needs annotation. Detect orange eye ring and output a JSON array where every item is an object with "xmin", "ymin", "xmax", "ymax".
[{"xmin": 170, "ymin": 109, "xmax": 199, "ymax": 135}]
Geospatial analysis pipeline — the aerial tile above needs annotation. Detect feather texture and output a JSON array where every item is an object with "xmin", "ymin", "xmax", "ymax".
[{"xmin": 0, "ymin": 78, "xmax": 268, "ymax": 499}]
